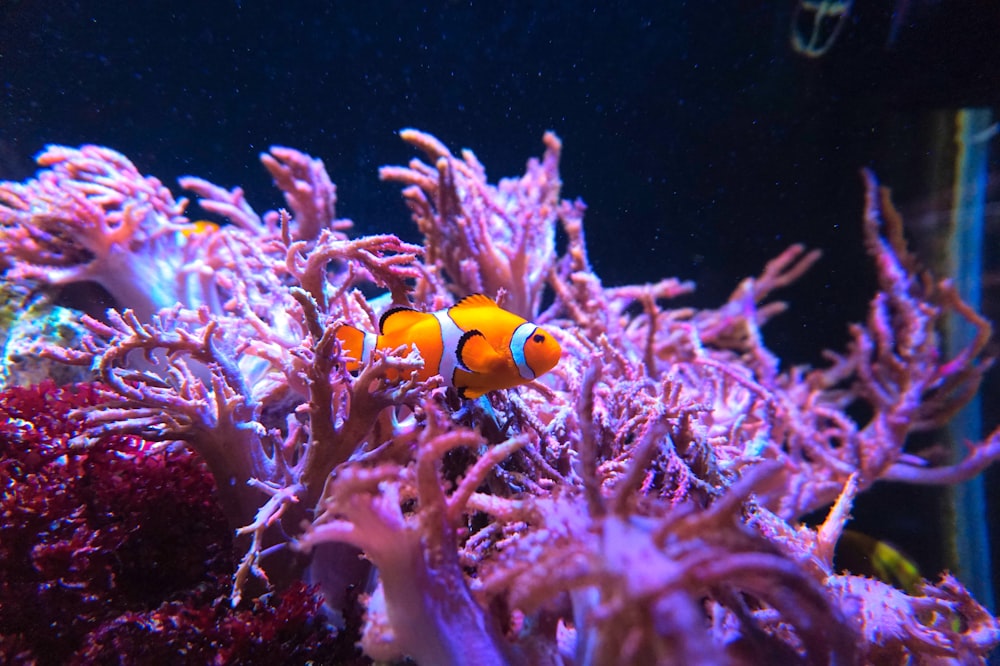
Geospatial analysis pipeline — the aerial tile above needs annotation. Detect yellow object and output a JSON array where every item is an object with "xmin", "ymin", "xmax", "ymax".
[
  {"xmin": 838, "ymin": 529, "xmax": 923, "ymax": 594},
  {"xmin": 336, "ymin": 294, "xmax": 562, "ymax": 399},
  {"xmin": 185, "ymin": 220, "xmax": 221, "ymax": 235}
]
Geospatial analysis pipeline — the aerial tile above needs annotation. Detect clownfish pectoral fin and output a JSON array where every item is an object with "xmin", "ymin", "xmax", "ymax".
[
  {"xmin": 456, "ymin": 329, "xmax": 504, "ymax": 374},
  {"xmin": 379, "ymin": 306, "xmax": 425, "ymax": 335},
  {"xmin": 457, "ymin": 385, "xmax": 488, "ymax": 400}
]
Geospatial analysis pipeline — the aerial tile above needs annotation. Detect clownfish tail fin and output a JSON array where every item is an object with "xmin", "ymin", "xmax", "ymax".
[{"xmin": 334, "ymin": 324, "xmax": 371, "ymax": 372}]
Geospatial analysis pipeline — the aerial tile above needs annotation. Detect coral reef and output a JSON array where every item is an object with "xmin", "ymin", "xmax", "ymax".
[
  {"xmin": 1, "ymin": 129, "xmax": 998, "ymax": 664},
  {"xmin": 0, "ymin": 381, "xmax": 349, "ymax": 664}
]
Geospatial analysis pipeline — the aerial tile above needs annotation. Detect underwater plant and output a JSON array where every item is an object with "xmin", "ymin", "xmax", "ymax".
[
  {"xmin": 0, "ymin": 381, "xmax": 350, "ymax": 664},
  {"xmin": 0, "ymin": 130, "xmax": 998, "ymax": 664}
]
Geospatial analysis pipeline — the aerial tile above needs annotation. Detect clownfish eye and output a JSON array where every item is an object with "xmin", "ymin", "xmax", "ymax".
[{"xmin": 532, "ymin": 333, "xmax": 545, "ymax": 344}]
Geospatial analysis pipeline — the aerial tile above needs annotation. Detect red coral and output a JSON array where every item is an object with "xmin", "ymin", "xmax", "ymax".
[
  {"xmin": 0, "ymin": 381, "xmax": 229, "ymax": 662},
  {"xmin": 73, "ymin": 582, "xmax": 356, "ymax": 665},
  {"xmin": 0, "ymin": 381, "xmax": 349, "ymax": 664}
]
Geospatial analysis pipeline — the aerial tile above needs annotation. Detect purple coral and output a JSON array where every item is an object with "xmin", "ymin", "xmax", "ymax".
[
  {"xmin": 381, "ymin": 128, "xmax": 561, "ymax": 319},
  {"xmin": 1, "ymin": 132, "xmax": 998, "ymax": 664},
  {"xmin": 0, "ymin": 146, "xmax": 192, "ymax": 320}
]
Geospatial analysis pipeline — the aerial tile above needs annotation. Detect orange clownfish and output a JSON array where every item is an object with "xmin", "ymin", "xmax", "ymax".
[
  {"xmin": 176, "ymin": 220, "xmax": 221, "ymax": 244},
  {"xmin": 335, "ymin": 294, "xmax": 562, "ymax": 399}
]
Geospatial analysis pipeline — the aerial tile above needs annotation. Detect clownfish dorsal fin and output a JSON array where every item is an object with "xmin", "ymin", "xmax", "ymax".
[
  {"xmin": 452, "ymin": 293, "xmax": 499, "ymax": 311},
  {"xmin": 379, "ymin": 306, "xmax": 425, "ymax": 336},
  {"xmin": 456, "ymin": 329, "xmax": 504, "ymax": 374}
]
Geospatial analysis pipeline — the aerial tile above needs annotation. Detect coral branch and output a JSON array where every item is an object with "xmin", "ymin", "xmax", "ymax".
[
  {"xmin": 0, "ymin": 145, "xmax": 194, "ymax": 318},
  {"xmin": 260, "ymin": 146, "xmax": 351, "ymax": 242},
  {"xmin": 381, "ymin": 128, "xmax": 560, "ymax": 318}
]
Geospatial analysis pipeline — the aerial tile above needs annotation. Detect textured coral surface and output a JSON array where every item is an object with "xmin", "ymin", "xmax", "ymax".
[
  {"xmin": 1, "ymin": 133, "xmax": 998, "ymax": 664},
  {"xmin": 0, "ymin": 382, "xmax": 351, "ymax": 664}
]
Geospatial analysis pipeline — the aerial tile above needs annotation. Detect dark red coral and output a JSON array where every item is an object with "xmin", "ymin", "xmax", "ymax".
[
  {"xmin": 0, "ymin": 381, "xmax": 351, "ymax": 665},
  {"xmin": 73, "ymin": 581, "xmax": 356, "ymax": 665}
]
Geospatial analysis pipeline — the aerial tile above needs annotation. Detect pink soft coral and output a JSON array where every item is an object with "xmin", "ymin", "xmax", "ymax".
[
  {"xmin": 2, "ymin": 131, "xmax": 998, "ymax": 665},
  {"xmin": 0, "ymin": 146, "xmax": 193, "ymax": 319}
]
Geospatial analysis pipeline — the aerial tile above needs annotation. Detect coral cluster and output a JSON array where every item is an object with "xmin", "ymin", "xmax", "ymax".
[
  {"xmin": 0, "ymin": 381, "xmax": 348, "ymax": 664},
  {"xmin": 1, "ymin": 129, "xmax": 998, "ymax": 664}
]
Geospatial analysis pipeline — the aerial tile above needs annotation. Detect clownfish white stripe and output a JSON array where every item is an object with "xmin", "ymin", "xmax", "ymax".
[
  {"xmin": 361, "ymin": 331, "xmax": 377, "ymax": 365},
  {"xmin": 433, "ymin": 309, "xmax": 464, "ymax": 387},
  {"xmin": 509, "ymin": 322, "xmax": 537, "ymax": 380}
]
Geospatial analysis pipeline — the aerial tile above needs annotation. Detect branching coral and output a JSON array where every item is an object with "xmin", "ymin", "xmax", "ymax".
[
  {"xmin": 299, "ymin": 405, "xmax": 519, "ymax": 665},
  {"xmin": 2, "ymin": 143, "xmax": 431, "ymax": 599},
  {"xmin": 1, "ymin": 131, "xmax": 998, "ymax": 664},
  {"xmin": 380, "ymin": 128, "xmax": 560, "ymax": 319},
  {"xmin": 0, "ymin": 145, "xmax": 191, "ymax": 319}
]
